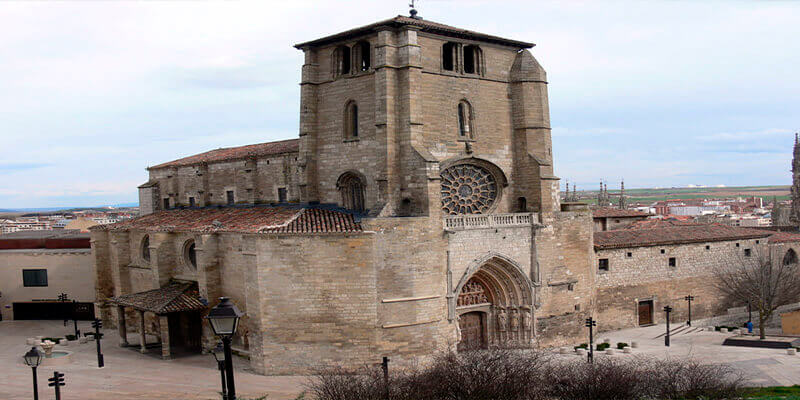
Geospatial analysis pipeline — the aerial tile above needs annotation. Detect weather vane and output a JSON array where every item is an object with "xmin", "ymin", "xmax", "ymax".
[{"xmin": 409, "ymin": 0, "xmax": 420, "ymax": 19}]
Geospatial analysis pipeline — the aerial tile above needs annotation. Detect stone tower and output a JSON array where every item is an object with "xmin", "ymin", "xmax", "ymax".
[
  {"xmin": 791, "ymin": 133, "xmax": 800, "ymax": 224},
  {"xmin": 618, "ymin": 179, "xmax": 627, "ymax": 210},
  {"xmin": 294, "ymin": 15, "xmax": 558, "ymax": 217}
]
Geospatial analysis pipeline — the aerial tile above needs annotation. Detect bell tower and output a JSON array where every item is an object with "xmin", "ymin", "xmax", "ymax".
[{"xmin": 294, "ymin": 14, "xmax": 558, "ymax": 216}]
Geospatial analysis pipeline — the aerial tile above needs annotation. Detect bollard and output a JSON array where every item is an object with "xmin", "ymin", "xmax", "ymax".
[
  {"xmin": 605, "ymin": 348, "xmax": 615, "ymax": 355},
  {"xmin": 787, "ymin": 348, "xmax": 797, "ymax": 356},
  {"xmin": 631, "ymin": 341, "xmax": 638, "ymax": 348},
  {"xmin": 623, "ymin": 347, "xmax": 633, "ymax": 354}
]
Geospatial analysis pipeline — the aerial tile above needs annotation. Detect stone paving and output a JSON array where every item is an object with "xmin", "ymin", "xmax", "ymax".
[{"xmin": 1, "ymin": 320, "xmax": 800, "ymax": 399}]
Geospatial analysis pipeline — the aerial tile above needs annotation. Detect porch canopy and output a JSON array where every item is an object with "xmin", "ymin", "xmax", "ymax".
[{"xmin": 108, "ymin": 281, "xmax": 207, "ymax": 359}]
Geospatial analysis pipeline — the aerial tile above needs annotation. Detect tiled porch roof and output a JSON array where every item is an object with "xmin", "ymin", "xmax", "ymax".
[{"xmin": 109, "ymin": 282, "xmax": 206, "ymax": 315}]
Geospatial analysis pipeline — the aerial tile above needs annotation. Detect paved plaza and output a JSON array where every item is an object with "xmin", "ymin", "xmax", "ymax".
[{"xmin": 1, "ymin": 320, "xmax": 799, "ymax": 399}]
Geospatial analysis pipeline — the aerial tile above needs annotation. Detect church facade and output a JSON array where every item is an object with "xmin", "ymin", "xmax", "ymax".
[{"xmin": 91, "ymin": 15, "xmax": 800, "ymax": 375}]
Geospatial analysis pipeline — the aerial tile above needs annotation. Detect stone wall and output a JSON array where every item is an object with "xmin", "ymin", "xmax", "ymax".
[
  {"xmin": 594, "ymin": 238, "xmax": 764, "ymax": 332},
  {"xmin": 144, "ymin": 152, "xmax": 301, "ymax": 213}
]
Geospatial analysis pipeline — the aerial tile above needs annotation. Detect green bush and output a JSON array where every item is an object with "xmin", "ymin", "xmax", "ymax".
[
  {"xmin": 573, "ymin": 343, "xmax": 588, "ymax": 351},
  {"xmin": 617, "ymin": 342, "xmax": 629, "ymax": 350},
  {"xmin": 65, "ymin": 334, "xmax": 77, "ymax": 341},
  {"xmin": 596, "ymin": 343, "xmax": 610, "ymax": 351}
]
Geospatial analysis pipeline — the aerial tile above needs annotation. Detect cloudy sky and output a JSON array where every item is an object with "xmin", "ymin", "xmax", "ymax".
[{"xmin": 1, "ymin": 1, "xmax": 798, "ymax": 208}]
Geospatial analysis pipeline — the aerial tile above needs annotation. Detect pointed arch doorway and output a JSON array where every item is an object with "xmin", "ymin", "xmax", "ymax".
[{"xmin": 454, "ymin": 254, "xmax": 534, "ymax": 351}]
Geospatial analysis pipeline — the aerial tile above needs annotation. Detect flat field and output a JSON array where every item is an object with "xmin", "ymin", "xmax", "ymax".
[{"xmin": 578, "ymin": 185, "xmax": 789, "ymax": 205}]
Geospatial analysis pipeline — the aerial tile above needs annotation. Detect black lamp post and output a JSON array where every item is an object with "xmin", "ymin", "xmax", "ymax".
[
  {"xmin": 585, "ymin": 317, "xmax": 596, "ymax": 364},
  {"xmin": 211, "ymin": 343, "xmax": 228, "ymax": 400},
  {"xmin": 206, "ymin": 297, "xmax": 243, "ymax": 400},
  {"xmin": 663, "ymin": 306, "xmax": 673, "ymax": 347},
  {"xmin": 23, "ymin": 347, "xmax": 43, "ymax": 400},
  {"xmin": 684, "ymin": 295, "xmax": 694, "ymax": 326},
  {"xmin": 92, "ymin": 318, "xmax": 104, "ymax": 367}
]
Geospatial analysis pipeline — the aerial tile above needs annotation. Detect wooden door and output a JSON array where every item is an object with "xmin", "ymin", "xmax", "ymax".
[
  {"xmin": 638, "ymin": 300, "xmax": 653, "ymax": 325},
  {"xmin": 458, "ymin": 312, "xmax": 485, "ymax": 351}
]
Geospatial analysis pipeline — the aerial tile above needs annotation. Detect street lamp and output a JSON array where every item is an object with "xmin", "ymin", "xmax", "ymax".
[
  {"xmin": 23, "ymin": 347, "xmax": 43, "ymax": 400},
  {"xmin": 211, "ymin": 343, "xmax": 228, "ymax": 400},
  {"xmin": 206, "ymin": 297, "xmax": 243, "ymax": 400},
  {"xmin": 585, "ymin": 317, "xmax": 596, "ymax": 364},
  {"xmin": 684, "ymin": 295, "xmax": 694, "ymax": 326},
  {"xmin": 663, "ymin": 306, "xmax": 673, "ymax": 347}
]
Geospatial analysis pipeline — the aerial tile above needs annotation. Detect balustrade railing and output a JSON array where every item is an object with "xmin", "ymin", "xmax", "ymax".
[{"xmin": 443, "ymin": 213, "xmax": 538, "ymax": 231}]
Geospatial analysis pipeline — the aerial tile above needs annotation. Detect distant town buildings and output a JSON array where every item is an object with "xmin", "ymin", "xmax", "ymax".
[{"xmin": 0, "ymin": 208, "xmax": 137, "ymax": 234}]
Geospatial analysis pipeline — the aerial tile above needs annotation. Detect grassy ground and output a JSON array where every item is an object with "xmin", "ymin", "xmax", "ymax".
[{"xmin": 746, "ymin": 385, "xmax": 800, "ymax": 399}]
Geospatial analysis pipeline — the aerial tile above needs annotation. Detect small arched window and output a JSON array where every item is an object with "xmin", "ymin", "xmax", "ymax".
[
  {"xmin": 344, "ymin": 101, "xmax": 359, "ymax": 139},
  {"xmin": 334, "ymin": 45, "xmax": 351, "ymax": 77},
  {"xmin": 442, "ymin": 42, "xmax": 457, "ymax": 71},
  {"xmin": 141, "ymin": 235, "xmax": 151, "ymax": 263},
  {"xmin": 183, "ymin": 239, "xmax": 197, "ymax": 269},
  {"xmin": 784, "ymin": 249, "xmax": 798, "ymax": 265},
  {"xmin": 457, "ymin": 100, "xmax": 474, "ymax": 139},
  {"xmin": 356, "ymin": 41, "xmax": 371, "ymax": 71},
  {"xmin": 518, "ymin": 197, "xmax": 527, "ymax": 212},
  {"xmin": 463, "ymin": 45, "xmax": 481, "ymax": 74},
  {"xmin": 338, "ymin": 172, "xmax": 365, "ymax": 212}
]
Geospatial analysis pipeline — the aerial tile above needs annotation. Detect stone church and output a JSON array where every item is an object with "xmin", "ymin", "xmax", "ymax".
[{"xmin": 91, "ymin": 14, "xmax": 800, "ymax": 375}]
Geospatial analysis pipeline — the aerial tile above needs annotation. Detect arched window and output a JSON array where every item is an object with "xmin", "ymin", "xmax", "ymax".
[
  {"xmin": 337, "ymin": 172, "xmax": 365, "ymax": 212},
  {"xmin": 333, "ymin": 45, "xmax": 351, "ymax": 77},
  {"xmin": 517, "ymin": 197, "xmax": 527, "ymax": 212},
  {"xmin": 356, "ymin": 41, "xmax": 371, "ymax": 71},
  {"xmin": 463, "ymin": 45, "xmax": 481, "ymax": 75},
  {"xmin": 344, "ymin": 101, "xmax": 358, "ymax": 139},
  {"xmin": 457, "ymin": 100, "xmax": 474, "ymax": 139},
  {"xmin": 141, "ymin": 235, "xmax": 151, "ymax": 263},
  {"xmin": 442, "ymin": 42, "xmax": 457, "ymax": 71},
  {"xmin": 183, "ymin": 239, "xmax": 197, "ymax": 269},
  {"xmin": 784, "ymin": 249, "xmax": 798, "ymax": 265}
]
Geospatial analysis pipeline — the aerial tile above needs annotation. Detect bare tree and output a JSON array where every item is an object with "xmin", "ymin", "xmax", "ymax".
[{"xmin": 712, "ymin": 246, "xmax": 800, "ymax": 339}]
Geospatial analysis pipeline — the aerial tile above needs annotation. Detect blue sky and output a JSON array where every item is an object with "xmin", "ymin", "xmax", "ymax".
[{"xmin": 1, "ymin": 1, "xmax": 798, "ymax": 208}]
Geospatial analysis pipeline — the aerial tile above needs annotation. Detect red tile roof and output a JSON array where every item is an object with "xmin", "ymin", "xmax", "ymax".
[
  {"xmin": 763, "ymin": 231, "xmax": 800, "ymax": 244},
  {"xmin": 294, "ymin": 16, "xmax": 534, "ymax": 49},
  {"xmin": 92, "ymin": 205, "xmax": 363, "ymax": 234},
  {"xmin": 592, "ymin": 208, "xmax": 650, "ymax": 218},
  {"xmin": 108, "ymin": 282, "xmax": 206, "ymax": 314},
  {"xmin": 620, "ymin": 219, "xmax": 701, "ymax": 230},
  {"xmin": 594, "ymin": 224, "xmax": 772, "ymax": 250},
  {"xmin": 149, "ymin": 138, "xmax": 299, "ymax": 170}
]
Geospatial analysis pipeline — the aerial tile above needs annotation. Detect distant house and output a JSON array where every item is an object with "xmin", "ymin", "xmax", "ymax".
[{"xmin": 592, "ymin": 208, "xmax": 650, "ymax": 231}]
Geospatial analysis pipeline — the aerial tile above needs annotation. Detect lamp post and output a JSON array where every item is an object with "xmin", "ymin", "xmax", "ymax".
[
  {"xmin": 71, "ymin": 300, "xmax": 80, "ymax": 338},
  {"xmin": 663, "ymin": 306, "xmax": 673, "ymax": 347},
  {"xmin": 92, "ymin": 318, "xmax": 104, "ymax": 367},
  {"xmin": 211, "ymin": 343, "xmax": 228, "ymax": 400},
  {"xmin": 585, "ymin": 317, "xmax": 596, "ymax": 363},
  {"xmin": 684, "ymin": 295, "xmax": 694, "ymax": 326},
  {"xmin": 206, "ymin": 297, "xmax": 243, "ymax": 400},
  {"xmin": 23, "ymin": 347, "xmax": 43, "ymax": 400}
]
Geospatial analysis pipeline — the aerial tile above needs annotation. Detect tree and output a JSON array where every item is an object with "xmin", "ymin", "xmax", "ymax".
[{"xmin": 712, "ymin": 246, "xmax": 800, "ymax": 339}]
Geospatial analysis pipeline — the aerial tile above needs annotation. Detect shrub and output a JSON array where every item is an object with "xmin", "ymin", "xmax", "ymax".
[
  {"xmin": 715, "ymin": 326, "xmax": 722, "ymax": 331},
  {"xmin": 617, "ymin": 342, "xmax": 629, "ymax": 350},
  {"xmin": 65, "ymin": 335, "xmax": 77, "ymax": 341},
  {"xmin": 306, "ymin": 350, "xmax": 746, "ymax": 400},
  {"xmin": 574, "ymin": 343, "xmax": 588, "ymax": 351},
  {"xmin": 596, "ymin": 343, "xmax": 610, "ymax": 351}
]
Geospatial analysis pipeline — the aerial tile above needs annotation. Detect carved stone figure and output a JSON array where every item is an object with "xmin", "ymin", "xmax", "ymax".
[
  {"xmin": 522, "ymin": 307, "xmax": 532, "ymax": 330},
  {"xmin": 496, "ymin": 307, "xmax": 508, "ymax": 332},
  {"xmin": 510, "ymin": 307, "xmax": 520, "ymax": 332}
]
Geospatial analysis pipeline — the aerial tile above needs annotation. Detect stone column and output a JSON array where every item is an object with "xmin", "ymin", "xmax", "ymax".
[
  {"xmin": 158, "ymin": 315, "xmax": 171, "ymax": 360},
  {"xmin": 139, "ymin": 310, "xmax": 147, "ymax": 353},
  {"xmin": 117, "ymin": 306, "xmax": 128, "ymax": 347}
]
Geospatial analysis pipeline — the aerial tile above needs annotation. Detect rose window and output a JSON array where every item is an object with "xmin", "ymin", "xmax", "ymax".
[{"xmin": 440, "ymin": 164, "xmax": 498, "ymax": 215}]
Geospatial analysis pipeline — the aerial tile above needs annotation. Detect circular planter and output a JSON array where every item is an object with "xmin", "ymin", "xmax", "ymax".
[{"xmin": 41, "ymin": 351, "xmax": 74, "ymax": 366}]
